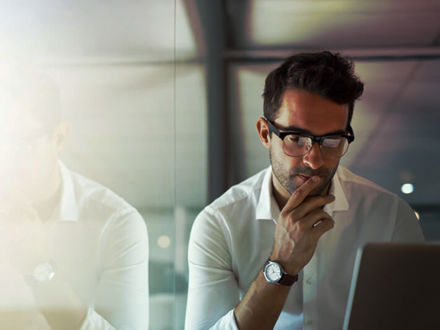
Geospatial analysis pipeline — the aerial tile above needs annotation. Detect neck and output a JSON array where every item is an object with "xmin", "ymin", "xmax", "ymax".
[
  {"xmin": 271, "ymin": 174, "xmax": 290, "ymax": 210},
  {"xmin": 33, "ymin": 164, "xmax": 62, "ymax": 222}
]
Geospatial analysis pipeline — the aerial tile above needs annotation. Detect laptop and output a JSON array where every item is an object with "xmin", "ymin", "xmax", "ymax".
[{"xmin": 343, "ymin": 243, "xmax": 440, "ymax": 330}]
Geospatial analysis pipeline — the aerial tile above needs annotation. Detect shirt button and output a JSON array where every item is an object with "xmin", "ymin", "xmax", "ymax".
[{"xmin": 306, "ymin": 278, "xmax": 312, "ymax": 285}]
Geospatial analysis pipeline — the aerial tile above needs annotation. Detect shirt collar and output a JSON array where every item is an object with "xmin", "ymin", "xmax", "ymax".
[
  {"xmin": 324, "ymin": 167, "xmax": 349, "ymax": 214},
  {"xmin": 255, "ymin": 167, "xmax": 281, "ymax": 221},
  {"xmin": 255, "ymin": 166, "xmax": 349, "ymax": 221},
  {"xmin": 49, "ymin": 161, "xmax": 79, "ymax": 222}
]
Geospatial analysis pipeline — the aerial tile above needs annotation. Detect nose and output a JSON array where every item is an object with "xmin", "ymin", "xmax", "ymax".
[{"xmin": 302, "ymin": 143, "xmax": 324, "ymax": 170}]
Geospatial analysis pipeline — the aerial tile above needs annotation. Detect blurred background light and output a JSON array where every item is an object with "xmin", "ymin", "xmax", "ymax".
[
  {"xmin": 414, "ymin": 211, "xmax": 421, "ymax": 221},
  {"xmin": 157, "ymin": 235, "xmax": 172, "ymax": 249},
  {"xmin": 401, "ymin": 183, "xmax": 414, "ymax": 194}
]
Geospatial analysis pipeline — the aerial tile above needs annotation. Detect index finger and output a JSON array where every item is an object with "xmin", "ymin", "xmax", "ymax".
[{"xmin": 282, "ymin": 176, "xmax": 321, "ymax": 214}]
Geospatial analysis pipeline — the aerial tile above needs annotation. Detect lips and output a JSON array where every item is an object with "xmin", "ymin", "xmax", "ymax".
[{"xmin": 295, "ymin": 174, "xmax": 312, "ymax": 185}]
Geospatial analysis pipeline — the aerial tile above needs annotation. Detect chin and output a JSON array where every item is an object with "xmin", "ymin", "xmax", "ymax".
[
  {"xmin": 286, "ymin": 178, "xmax": 329, "ymax": 197},
  {"xmin": 310, "ymin": 185, "xmax": 327, "ymax": 196}
]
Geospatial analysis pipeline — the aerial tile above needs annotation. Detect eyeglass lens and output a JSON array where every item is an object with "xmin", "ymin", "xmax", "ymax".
[{"xmin": 283, "ymin": 134, "xmax": 349, "ymax": 157}]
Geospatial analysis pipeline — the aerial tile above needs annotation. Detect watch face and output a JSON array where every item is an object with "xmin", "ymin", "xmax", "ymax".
[
  {"xmin": 264, "ymin": 262, "xmax": 282, "ymax": 283},
  {"xmin": 33, "ymin": 262, "xmax": 55, "ymax": 282}
]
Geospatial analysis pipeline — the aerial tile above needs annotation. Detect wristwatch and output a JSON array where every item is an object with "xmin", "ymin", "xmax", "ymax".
[
  {"xmin": 32, "ymin": 261, "xmax": 56, "ymax": 283},
  {"xmin": 23, "ymin": 261, "xmax": 56, "ymax": 288},
  {"xmin": 263, "ymin": 260, "xmax": 298, "ymax": 286}
]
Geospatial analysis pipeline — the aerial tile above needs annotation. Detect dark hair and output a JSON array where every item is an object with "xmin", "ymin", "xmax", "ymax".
[{"xmin": 263, "ymin": 51, "xmax": 364, "ymax": 130}]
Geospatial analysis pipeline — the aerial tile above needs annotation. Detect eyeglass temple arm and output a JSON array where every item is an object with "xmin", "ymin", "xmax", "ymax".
[{"xmin": 347, "ymin": 125, "xmax": 355, "ymax": 143}]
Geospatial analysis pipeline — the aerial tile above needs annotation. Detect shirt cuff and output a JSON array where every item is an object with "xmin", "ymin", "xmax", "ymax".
[{"xmin": 79, "ymin": 307, "xmax": 116, "ymax": 330}]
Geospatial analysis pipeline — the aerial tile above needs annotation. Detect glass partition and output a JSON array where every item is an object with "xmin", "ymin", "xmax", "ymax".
[{"xmin": 0, "ymin": 0, "xmax": 198, "ymax": 329}]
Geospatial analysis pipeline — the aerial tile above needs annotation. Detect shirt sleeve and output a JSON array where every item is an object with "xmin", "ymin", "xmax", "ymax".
[
  {"xmin": 80, "ymin": 308, "xmax": 116, "ymax": 330},
  {"xmin": 185, "ymin": 208, "xmax": 240, "ymax": 330},
  {"xmin": 391, "ymin": 198, "xmax": 425, "ymax": 242},
  {"xmin": 90, "ymin": 209, "xmax": 149, "ymax": 330}
]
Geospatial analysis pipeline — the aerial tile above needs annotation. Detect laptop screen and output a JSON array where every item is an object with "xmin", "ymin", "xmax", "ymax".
[{"xmin": 343, "ymin": 243, "xmax": 440, "ymax": 330}]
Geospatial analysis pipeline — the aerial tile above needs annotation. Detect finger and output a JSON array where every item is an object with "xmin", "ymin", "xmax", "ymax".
[
  {"xmin": 282, "ymin": 176, "xmax": 322, "ymax": 214},
  {"xmin": 295, "ymin": 209, "xmax": 333, "ymax": 230},
  {"xmin": 311, "ymin": 218, "xmax": 335, "ymax": 239},
  {"xmin": 290, "ymin": 194, "xmax": 335, "ymax": 220}
]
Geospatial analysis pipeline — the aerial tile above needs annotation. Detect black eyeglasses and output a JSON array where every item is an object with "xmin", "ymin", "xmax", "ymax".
[{"xmin": 264, "ymin": 117, "xmax": 354, "ymax": 158}]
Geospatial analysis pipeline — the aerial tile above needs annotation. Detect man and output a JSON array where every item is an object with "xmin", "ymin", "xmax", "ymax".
[
  {"xmin": 0, "ymin": 63, "xmax": 149, "ymax": 329},
  {"xmin": 185, "ymin": 51, "xmax": 424, "ymax": 330}
]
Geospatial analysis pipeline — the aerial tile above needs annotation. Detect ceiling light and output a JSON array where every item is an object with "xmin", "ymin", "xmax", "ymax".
[{"xmin": 401, "ymin": 183, "xmax": 414, "ymax": 194}]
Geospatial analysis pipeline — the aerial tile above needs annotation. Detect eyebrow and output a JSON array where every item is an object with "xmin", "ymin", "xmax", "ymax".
[{"xmin": 276, "ymin": 123, "xmax": 347, "ymax": 136}]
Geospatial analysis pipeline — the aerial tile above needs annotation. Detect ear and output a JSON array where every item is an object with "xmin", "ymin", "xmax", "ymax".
[
  {"xmin": 256, "ymin": 117, "xmax": 271, "ymax": 149},
  {"xmin": 50, "ymin": 122, "xmax": 70, "ymax": 154}
]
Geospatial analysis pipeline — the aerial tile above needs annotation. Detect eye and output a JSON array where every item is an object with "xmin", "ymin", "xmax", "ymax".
[
  {"xmin": 285, "ymin": 134, "xmax": 308, "ymax": 147},
  {"xmin": 322, "ymin": 137, "xmax": 342, "ymax": 148}
]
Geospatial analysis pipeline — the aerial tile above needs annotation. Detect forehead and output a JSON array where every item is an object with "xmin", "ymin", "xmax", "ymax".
[{"xmin": 275, "ymin": 88, "xmax": 349, "ymax": 135}]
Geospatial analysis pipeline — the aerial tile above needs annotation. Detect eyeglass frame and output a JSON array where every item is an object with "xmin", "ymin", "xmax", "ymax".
[{"xmin": 264, "ymin": 117, "xmax": 355, "ymax": 158}]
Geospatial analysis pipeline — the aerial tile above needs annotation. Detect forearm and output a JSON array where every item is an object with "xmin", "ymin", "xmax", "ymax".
[
  {"xmin": 26, "ymin": 276, "xmax": 88, "ymax": 330},
  {"xmin": 234, "ymin": 272, "xmax": 291, "ymax": 330},
  {"xmin": 235, "ymin": 178, "xmax": 335, "ymax": 329}
]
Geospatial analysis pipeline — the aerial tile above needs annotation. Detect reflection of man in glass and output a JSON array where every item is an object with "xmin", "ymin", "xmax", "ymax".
[
  {"xmin": 0, "ymin": 64, "xmax": 148, "ymax": 329},
  {"xmin": 186, "ymin": 51, "xmax": 424, "ymax": 329}
]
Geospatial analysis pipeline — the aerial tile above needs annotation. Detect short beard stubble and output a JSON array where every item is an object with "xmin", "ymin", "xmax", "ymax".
[{"xmin": 269, "ymin": 148, "xmax": 339, "ymax": 196}]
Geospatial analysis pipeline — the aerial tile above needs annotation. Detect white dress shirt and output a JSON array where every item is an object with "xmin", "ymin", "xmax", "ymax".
[
  {"xmin": 185, "ymin": 166, "xmax": 424, "ymax": 330},
  {"xmin": 0, "ymin": 162, "xmax": 149, "ymax": 329}
]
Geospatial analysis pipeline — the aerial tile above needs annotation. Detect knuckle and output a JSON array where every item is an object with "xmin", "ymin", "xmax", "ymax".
[
  {"xmin": 318, "ymin": 210, "xmax": 331, "ymax": 218},
  {"xmin": 321, "ymin": 195, "xmax": 331, "ymax": 203},
  {"xmin": 296, "ymin": 220, "xmax": 305, "ymax": 231},
  {"xmin": 321, "ymin": 220, "xmax": 334, "ymax": 231},
  {"xmin": 318, "ymin": 196, "xmax": 331, "ymax": 206},
  {"xmin": 308, "ymin": 209, "xmax": 321, "ymax": 218},
  {"xmin": 323, "ymin": 219, "xmax": 333, "ymax": 228},
  {"xmin": 290, "ymin": 208, "xmax": 300, "ymax": 220},
  {"xmin": 280, "ymin": 210, "xmax": 289, "ymax": 219}
]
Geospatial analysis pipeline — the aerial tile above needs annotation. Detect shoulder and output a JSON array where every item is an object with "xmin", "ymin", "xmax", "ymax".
[
  {"xmin": 337, "ymin": 167, "xmax": 423, "ymax": 241},
  {"xmin": 66, "ymin": 169, "xmax": 146, "ymax": 235},
  {"xmin": 202, "ymin": 168, "xmax": 267, "ymax": 218},
  {"xmin": 338, "ymin": 166, "xmax": 396, "ymax": 199},
  {"xmin": 192, "ymin": 168, "xmax": 267, "ymax": 234},
  {"xmin": 71, "ymin": 171, "xmax": 135, "ymax": 214},
  {"xmin": 337, "ymin": 166, "xmax": 412, "ymax": 216}
]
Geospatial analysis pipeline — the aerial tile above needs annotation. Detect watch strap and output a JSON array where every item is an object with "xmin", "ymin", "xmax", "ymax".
[
  {"xmin": 264, "ymin": 259, "xmax": 299, "ymax": 286},
  {"xmin": 279, "ymin": 271, "xmax": 298, "ymax": 286}
]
